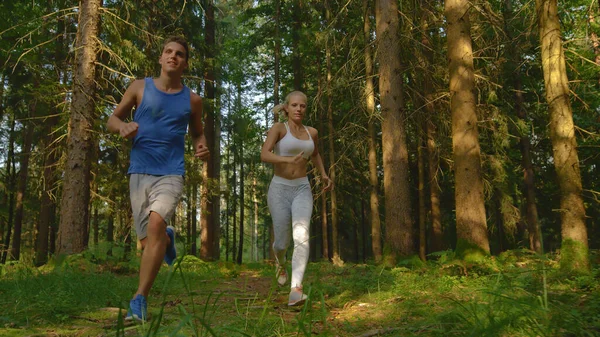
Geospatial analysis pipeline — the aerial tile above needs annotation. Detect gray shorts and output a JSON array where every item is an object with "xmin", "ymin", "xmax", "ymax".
[{"xmin": 129, "ymin": 174, "xmax": 184, "ymax": 240}]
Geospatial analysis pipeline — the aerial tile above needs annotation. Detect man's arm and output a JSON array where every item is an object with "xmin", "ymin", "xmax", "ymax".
[
  {"xmin": 190, "ymin": 93, "xmax": 210, "ymax": 160},
  {"xmin": 107, "ymin": 79, "xmax": 143, "ymax": 138}
]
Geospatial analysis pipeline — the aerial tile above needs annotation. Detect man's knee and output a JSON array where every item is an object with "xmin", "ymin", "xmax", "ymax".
[{"xmin": 146, "ymin": 212, "xmax": 167, "ymax": 237}]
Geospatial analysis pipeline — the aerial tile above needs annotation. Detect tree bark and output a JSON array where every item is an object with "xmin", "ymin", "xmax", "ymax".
[
  {"xmin": 35, "ymin": 115, "xmax": 59, "ymax": 266},
  {"xmin": 274, "ymin": 0, "xmax": 281, "ymax": 123},
  {"xmin": 445, "ymin": 0, "xmax": 490, "ymax": 256},
  {"xmin": 213, "ymin": 82, "xmax": 221, "ymax": 259},
  {"xmin": 58, "ymin": 0, "xmax": 102, "ymax": 255},
  {"xmin": 192, "ymin": 177, "xmax": 198, "ymax": 256},
  {"xmin": 237, "ymin": 143, "xmax": 245, "ymax": 264},
  {"xmin": 317, "ymin": 73, "xmax": 329, "ymax": 260},
  {"xmin": 270, "ymin": 0, "xmax": 281, "ymax": 260},
  {"xmin": 325, "ymin": 0, "xmax": 340, "ymax": 264},
  {"xmin": 292, "ymin": 0, "xmax": 304, "ymax": 90},
  {"xmin": 418, "ymin": 0, "xmax": 444, "ymax": 252},
  {"xmin": 232, "ymin": 135, "xmax": 238, "ymax": 262},
  {"xmin": 376, "ymin": 0, "xmax": 414, "ymax": 260},
  {"xmin": 226, "ymin": 127, "xmax": 231, "ymax": 261},
  {"xmin": 11, "ymin": 112, "xmax": 35, "ymax": 261},
  {"xmin": 253, "ymin": 173, "xmax": 259, "ymax": 261},
  {"xmin": 200, "ymin": 0, "xmax": 218, "ymax": 261},
  {"xmin": 1, "ymin": 118, "xmax": 16, "ymax": 264},
  {"xmin": 589, "ymin": 2, "xmax": 600, "ymax": 85},
  {"xmin": 417, "ymin": 129, "xmax": 427, "ymax": 261},
  {"xmin": 536, "ymin": 0, "xmax": 589, "ymax": 272},
  {"xmin": 503, "ymin": 0, "xmax": 542, "ymax": 253},
  {"xmin": 363, "ymin": 0, "xmax": 382, "ymax": 263}
]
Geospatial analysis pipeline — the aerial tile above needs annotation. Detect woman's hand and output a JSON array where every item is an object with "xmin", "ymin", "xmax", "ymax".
[
  {"xmin": 287, "ymin": 152, "xmax": 306, "ymax": 165},
  {"xmin": 322, "ymin": 175, "xmax": 334, "ymax": 191}
]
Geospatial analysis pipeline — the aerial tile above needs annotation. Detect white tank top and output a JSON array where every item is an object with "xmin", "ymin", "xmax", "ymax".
[{"xmin": 274, "ymin": 122, "xmax": 315, "ymax": 159}]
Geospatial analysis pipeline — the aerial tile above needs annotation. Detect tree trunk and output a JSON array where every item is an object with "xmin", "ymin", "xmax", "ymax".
[
  {"xmin": 58, "ymin": 0, "xmax": 102, "ymax": 255},
  {"xmin": 589, "ymin": 3, "xmax": 600, "ymax": 85},
  {"xmin": 363, "ymin": 0, "xmax": 382, "ymax": 263},
  {"xmin": 186, "ymin": 183, "xmax": 192, "ymax": 252},
  {"xmin": 232, "ymin": 140, "xmax": 237, "ymax": 262},
  {"xmin": 419, "ymin": 0, "xmax": 444, "ymax": 252},
  {"xmin": 1, "ymin": 118, "xmax": 16, "ymax": 264},
  {"xmin": 11, "ymin": 113, "xmax": 35, "ymax": 261},
  {"xmin": 325, "ymin": 0, "xmax": 340, "ymax": 264},
  {"xmin": 106, "ymin": 208, "xmax": 114, "ymax": 257},
  {"xmin": 536, "ymin": 0, "xmax": 589, "ymax": 273},
  {"xmin": 39, "ymin": 25, "xmax": 67, "ymax": 263},
  {"xmin": 445, "ymin": 0, "xmax": 490, "ymax": 256},
  {"xmin": 123, "ymin": 206, "xmax": 133, "ymax": 260},
  {"xmin": 0, "ymin": 74, "xmax": 4, "ymax": 123},
  {"xmin": 503, "ymin": 0, "xmax": 542, "ymax": 254},
  {"xmin": 253, "ymin": 173, "xmax": 259, "ymax": 261},
  {"xmin": 192, "ymin": 178, "xmax": 198, "ymax": 256},
  {"xmin": 237, "ymin": 144, "xmax": 244, "ymax": 264},
  {"xmin": 292, "ymin": 0, "xmax": 304, "ymax": 90},
  {"xmin": 200, "ymin": 0, "xmax": 218, "ymax": 261},
  {"xmin": 376, "ymin": 0, "xmax": 414, "ymax": 260},
  {"xmin": 274, "ymin": 0, "xmax": 281, "ymax": 123},
  {"xmin": 213, "ymin": 83, "xmax": 221, "ymax": 260},
  {"xmin": 427, "ymin": 118, "xmax": 443, "ymax": 252},
  {"xmin": 35, "ymin": 116, "xmax": 59, "ymax": 266},
  {"xmin": 362, "ymin": 199, "xmax": 368, "ymax": 262},
  {"xmin": 92, "ymin": 198, "xmax": 99, "ymax": 246},
  {"xmin": 226, "ymin": 128, "xmax": 231, "ymax": 261},
  {"xmin": 417, "ymin": 130, "xmax": 427, "ymax": 261},
  {"xmin": 270, "ymin": 0, "xmax": 281, "ymax": 260},
  {"xmin": 317, "ymin": 75, "xmax": 329, "ymax": 260}
]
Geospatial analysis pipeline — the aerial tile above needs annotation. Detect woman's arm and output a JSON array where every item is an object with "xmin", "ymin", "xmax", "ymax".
[
  {"xmin": 310, "ymin": 128, "xmax": 334, "ymax": 191},
  {"xmin": 261, "ymin": 123, "xmax": 304, "ymax": 165}
]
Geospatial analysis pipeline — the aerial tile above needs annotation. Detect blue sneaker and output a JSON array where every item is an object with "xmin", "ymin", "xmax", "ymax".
[
  {"xmin": 165, "ymin": 226, "xmax": 177, "ymax": 266},
  {"xmin": 125, "ymin": 294, "xmax": 147, "ymax": 321}
]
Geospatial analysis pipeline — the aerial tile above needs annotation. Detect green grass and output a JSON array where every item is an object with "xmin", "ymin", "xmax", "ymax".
[{"xmin": 1, "ymin": 249, "xmax": 600, "ymax": 336}]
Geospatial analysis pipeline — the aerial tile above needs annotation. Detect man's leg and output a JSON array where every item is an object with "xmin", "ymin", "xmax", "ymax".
[{"xmin": 136, "ymin": 211, "xmax": 169, "ymax": 297}]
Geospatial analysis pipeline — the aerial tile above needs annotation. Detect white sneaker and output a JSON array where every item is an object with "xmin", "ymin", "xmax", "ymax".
[
  {"xmin": 288, "ymin": 286, "xmax": 307, "ymax": 306},
  {"xmin": 276, "ymin": 265, "xmax": 288, "ymax": 286}
]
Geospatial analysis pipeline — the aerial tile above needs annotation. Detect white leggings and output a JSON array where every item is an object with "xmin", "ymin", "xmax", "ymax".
[{"xmin": 267, "ymin": 175, "xmax": 313, "ymax": 288}]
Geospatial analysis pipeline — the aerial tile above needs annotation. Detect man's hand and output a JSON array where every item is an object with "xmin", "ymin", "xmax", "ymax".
[
  {"xmin": 322, "ymin": 175, "xmax": 334, "ymax": 192},
  {"xmin": 195, "ymin": 143, "xmax": 210, "ymax": 161},
  {"xmin": 119, "ymin": 122, "xmax": 139, "ymax": 139}
]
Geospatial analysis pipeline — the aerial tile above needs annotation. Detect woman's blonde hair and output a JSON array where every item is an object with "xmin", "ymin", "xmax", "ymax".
[{"xmin": 273, "ymin": 91, "xmax": 308, "ymax": 119}]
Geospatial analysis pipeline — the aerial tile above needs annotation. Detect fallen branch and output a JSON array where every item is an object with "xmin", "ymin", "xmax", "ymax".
[{"xmin": 355, "ymin": 327, "xmax": 400, "ymax": 337}]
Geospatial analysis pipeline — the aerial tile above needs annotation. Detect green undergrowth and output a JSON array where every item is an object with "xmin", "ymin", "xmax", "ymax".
[{"xmin": 0, "ymin": 249, "xmax": 599, "ymax": 336}]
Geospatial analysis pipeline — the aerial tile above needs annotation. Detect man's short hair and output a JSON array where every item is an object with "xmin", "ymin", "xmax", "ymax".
[{"xmin": 162, "ymin": 36, "xmax": 189, "ymax": 62}]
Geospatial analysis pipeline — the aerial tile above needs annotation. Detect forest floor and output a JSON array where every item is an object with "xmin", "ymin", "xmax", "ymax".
[{"xmin": 1, "ymin": 247, "xmax": 600, "ymax": 337}]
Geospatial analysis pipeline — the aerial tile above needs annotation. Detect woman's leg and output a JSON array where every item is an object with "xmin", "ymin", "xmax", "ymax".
[
  {"xmin": 267, "ymin": 181, "xmax": 292, "ymax": 265},
  {"xmin": 290, "ymin": 184, "xmax": 313, "ymax": 288}
]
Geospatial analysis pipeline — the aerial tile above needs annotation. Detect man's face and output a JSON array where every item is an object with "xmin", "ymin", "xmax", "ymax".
[{"xmin": 159, "ymin": 42, "xmax": 188, "ymax": 74}]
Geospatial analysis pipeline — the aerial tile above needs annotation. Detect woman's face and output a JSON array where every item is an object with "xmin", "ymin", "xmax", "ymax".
[{"xmin": 286, "ymin": 94, "xmax": 307, "ymax": 123}]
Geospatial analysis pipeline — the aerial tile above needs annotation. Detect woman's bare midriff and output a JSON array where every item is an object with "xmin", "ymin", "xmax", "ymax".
[{"xmin": 274, "ymin": 161, "xmax": 309, "ymax": 180}]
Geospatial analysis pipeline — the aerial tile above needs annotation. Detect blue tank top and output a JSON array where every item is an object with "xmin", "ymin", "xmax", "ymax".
[{"xmin": 128, "ymin": 77, "xmax": 191, "ymax": 176}]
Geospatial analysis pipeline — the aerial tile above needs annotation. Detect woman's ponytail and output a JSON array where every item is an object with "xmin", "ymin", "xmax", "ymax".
[{"xmin": 273, "ymin": 103, "xmax": 287, "ymax": 120}]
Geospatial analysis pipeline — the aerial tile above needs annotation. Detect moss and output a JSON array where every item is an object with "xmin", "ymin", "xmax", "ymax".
[
  {"xmin": 560, "ymin": 238, "xmax": 590, "ymax": 275},
  {"xmin": 455, "ymin": 239, "xmax": 489, "ymax": 263}
]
